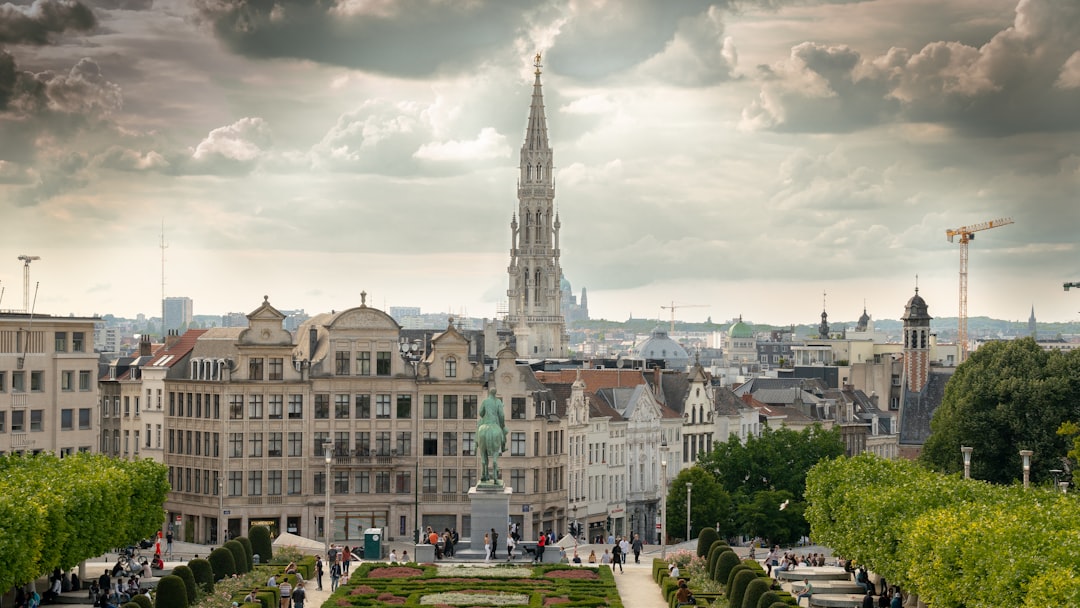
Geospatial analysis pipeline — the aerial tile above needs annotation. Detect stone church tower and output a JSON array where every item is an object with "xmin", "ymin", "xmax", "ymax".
[
  {"xmin": 901, "ymin": 287, "xmax": 932, "ymax": 392},
  {"xmin": 506, "ymin": 54, "xmax": 568, "ymax": 357}
]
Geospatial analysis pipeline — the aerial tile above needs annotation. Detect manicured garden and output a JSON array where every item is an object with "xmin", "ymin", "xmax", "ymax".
[{"xmin": 329, "ymin": 562, "xmax": 622, "ymax": 607}]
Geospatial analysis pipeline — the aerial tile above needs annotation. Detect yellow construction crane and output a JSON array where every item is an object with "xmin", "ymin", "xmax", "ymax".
[
  {"xmin": 659, "ymin": 302, "xmax": 708, "ymax": 334},
  {"xmin": 945, "ymin": 218, "xmax": 1013, "ymax": 362}
]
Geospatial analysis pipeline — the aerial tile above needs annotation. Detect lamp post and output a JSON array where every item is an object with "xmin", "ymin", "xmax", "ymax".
[
  {"xmin": 686, "ymin": 482, "xmax": 693, "ymax": 542},
  {"xmin": 660, "ymin": 449, "xmax": 668, "ymax": 559},
  {"xmin": 1020, "ymin": 449, "xmax": 1033, "ymax": 488},
  {"xmin": 414, "ymin": 459, "xmax": 420, "ymax": 543},
  {"xmin": 572, "ymin": 505, "xmax": 578, "ymax": 550},
  {"xmin": 961, "ymin": 445, "xmax": 973, "ymax": 479},
  {"xmin": 324, "ymin": 440, "xmax": 333, "ymax": 557}
]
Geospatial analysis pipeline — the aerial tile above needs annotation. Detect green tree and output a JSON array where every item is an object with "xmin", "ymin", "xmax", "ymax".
[
  {"xmin": 920, "ymin": 338, "xmax": 1080, "ymax": 484},
  {"xmin": 667, "ymin": 466, "xmax": 733, "ymax": 542},
  {"xmin": 698, "ymin": 424, "xmax": 842, "ymax": 541}
]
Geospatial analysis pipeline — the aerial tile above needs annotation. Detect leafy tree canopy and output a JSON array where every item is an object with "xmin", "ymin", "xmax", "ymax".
[
  {"xmin": 920, "ymin": 338, "xmax": 1080, "ymax": 484},
  {"xmin": 666, "ymin": 466, "xmax": 732, "ymax": 542}
]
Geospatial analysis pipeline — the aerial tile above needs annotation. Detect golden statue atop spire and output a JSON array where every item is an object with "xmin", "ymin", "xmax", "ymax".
[{"xmin": 534, "ymin": 52, "xmax": 542, "ymax": 75}]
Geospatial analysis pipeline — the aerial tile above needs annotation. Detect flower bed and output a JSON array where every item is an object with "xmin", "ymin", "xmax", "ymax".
[{"xmin": 333, "ymin": 563, "xmax": 622, "ymax": 606}]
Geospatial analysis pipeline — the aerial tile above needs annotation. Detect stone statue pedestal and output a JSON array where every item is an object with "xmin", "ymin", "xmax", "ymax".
[{"xmin": 463, "ymin": 483, "xmax": 512, "ymax": 559}]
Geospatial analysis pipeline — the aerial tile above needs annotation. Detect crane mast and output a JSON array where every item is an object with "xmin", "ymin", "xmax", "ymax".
[
  {"xmin": 17, "ymin": 255, "xmax": 41, "ymax": 313},
  {"xmin": 659, "ymin": 302, "xmax": 708, "ymax": 334},
  {"xmin": 945, "ymin": 218, "xmax": 1013, "ymax": 362}
]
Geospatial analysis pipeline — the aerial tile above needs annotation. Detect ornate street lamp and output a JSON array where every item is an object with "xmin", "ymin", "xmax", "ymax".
[
  {"xmin": 1020, "ymin": 449, "xmax": 1033, "ymax": 488},
  {"xmin": 685, "ymin": 482, "xmax": 693, "ymax": 542},
  {"xmin": 324, "ymin": 440, "xmax": 333, "ymax": 557}
]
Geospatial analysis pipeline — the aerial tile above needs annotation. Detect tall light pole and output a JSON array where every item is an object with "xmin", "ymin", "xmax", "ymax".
[
  {"xmin": 961, "ymin": 446, "xmax": 973, "ymax": 479},
  {"xmin": 660, "ymin": 444, "xmax": 668, "ymax": 559},
  {"xmin": 685, "ymin": 482, "xmax": 693, "ymax": 542},
  {"xmin": 324, "ymin": 440, "xmax": 333, "ymax": 557},
  {"xmin": 1020, "ymin": 449, "xmax": 1033, "ymax": 488}
]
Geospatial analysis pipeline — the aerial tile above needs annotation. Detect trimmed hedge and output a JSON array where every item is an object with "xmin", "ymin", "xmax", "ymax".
[
  {"xmin": 236, "ymin": 535, "xmax": 254, "ymax": 571},
  {"xmin": 154, "ymin": 575, "xmax": 189, "ymax": 608},
  {"xmin": 171, "ymin": 564, "xmax": 197, "ymax": 604},
  {"xmin": 209, "ymin": 546, "xmax": 236, "ymax": 580},
  {"xmin": 697, "ymin": 528, "xmax": 720, "ymax": 557},
  {"xmin": 224, "ymin": 540, "xmax": 248, "ymax": 574},
  {"xmin": 715, "ymin": 551, "xmax": 741, "ymax": 584},
  {"xmin": 131, "ymin": 595, "xmax": 152, "ymax": 608},
  {"xmin": 188, "ymin": 558, "xmax": 214, "ymax": 593},
  {"xmin": 729, "ymin": 569, "xmax": 757, "ymax": 608},
  {"xmin": 742, "ymin": 577, "xmax": 772, "ymax": 608},
  {"xmin": 726, "ymin": 564, "xmax": 751, "ymax": 597},
  {"xmin": 708, "ymin": 542, "xmax": 733, "ymax": 580},
  {"xmin": 249, "ymin": 525, "xmax": 273, "ymax": 563}
]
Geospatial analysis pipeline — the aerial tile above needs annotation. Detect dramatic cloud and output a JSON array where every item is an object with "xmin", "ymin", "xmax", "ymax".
[
  {"xmin": 413, "ymin": 127, "xmax": 509, "ymax": 162},
  {"xmin": 636, "ymin": 5, "xmax": 738, "ymax": 86},
  {"xmin": 742, "ymin": 0, "xmax": 1080, "ymax": 134},
  {"xmin": 187, "ymin": 116, "xmax": 271, "ymax": 174},
  {"xmin": 0, "ymin": 0, "xmax": 96, "ymax": 45}
]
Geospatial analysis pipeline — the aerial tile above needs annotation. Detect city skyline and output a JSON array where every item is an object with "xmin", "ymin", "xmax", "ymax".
[{"xmin": 1, "ymin": 0, "xmax": 1078, "ymax": 326}]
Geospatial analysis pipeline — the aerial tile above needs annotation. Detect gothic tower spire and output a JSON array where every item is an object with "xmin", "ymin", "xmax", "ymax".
[{"xmin": 507, "ymin": 53, "xmax": 567, "ymax": 357}]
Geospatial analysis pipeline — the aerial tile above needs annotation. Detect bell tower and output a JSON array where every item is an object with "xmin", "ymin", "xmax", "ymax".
[{"xmin": 506, "ymin": 53, "xmax": 568, "ymax": 357}]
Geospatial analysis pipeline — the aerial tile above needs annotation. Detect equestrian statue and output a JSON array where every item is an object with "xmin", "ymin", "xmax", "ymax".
[{"xmin": 477, "ymin": 388, "xmax": 509, "ymax": 485}]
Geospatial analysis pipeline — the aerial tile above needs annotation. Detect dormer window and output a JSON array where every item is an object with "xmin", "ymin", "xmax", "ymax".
[{"xmin": 444, "ymin": 357, "xmax": 457, "ymax": 378}]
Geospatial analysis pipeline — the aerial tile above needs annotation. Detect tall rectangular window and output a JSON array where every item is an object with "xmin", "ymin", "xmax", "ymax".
[
  {"xmin": 335, "ymin": 431, "xmax": 349, "ymax": 455},
  {"xmin": 376, "ymin": 351, "xmax": 391, "ymax": 376},
  {"xmin": 335, "ymin": 394, "xmax": 350, "ymax": 419},
  {"xmin": 12, "ymin": 371, "xmax": 24, "ymax": 393},
  {"xmin": 463, "ymin": 432, "xmax": 476, "ymax": 456},
  {"xmin": 314, "ymin": 394, "xmax": 329, "ymax": 419},
  {"xmin": 248, "ymin": 471, "xmax": 263, "ymax": 496},
  {"xmin": 358, "ymin": 352, "xmax": 371, "ymax": 376},
  {"xmin": 442, "ymin": 470, "xmax": 457, "ymax": 494},
  {"xmin": 335, "ymin": 351, "xmax": 350, "ymax": 375},
  {"xmin": 79, "ymin": 370, "xmax": 91, "ymax": 391},
  {"xmin": 268, "ymin": 432, "xmax": 282, "ymax": 457},
  {"xmin": 229, "ymin": 433, "xmax": 243, "ymax": 458},
  {"xmin": 229, "ymin": 395, "xmax": 243, "ymax": 419},
  {"xmin": 288, "ymin": 470, "xmax": 302, "ymax": 495},
  {"xmin": 423, "ymin": 468, "xmax": 437, "ymax": 493},
  {"xmin": 248, "ymin": 433, "xmax": 263, "ymax": 457},
  {"xmin": 375, "ymin": 472, "xmax": 390, "ymax": 493},
  {"xmin": 442, "ymin": 432, "xmax": 457, "ymax": 456},
  {"xmin": 463, "ymin": 395, "xmax": 477, "ymax": 419},
  {"xmin": 288, "ymin": 394, "xmax": 303, "ymax": 419},
  {"xmin": 30, "ymin": 371, "xmax": 42, "ymax": 392},
  {"xmin": 229, "ymin": 471, "xmax": 242, "ymax": 496},
  {"xmin": 249, "ymin": 357, "xmax": 264, "ymax": 380},
  {"xmin": 288, "ymin": 432, "xmax": 303, "ymax": 457},
  {"xmin": 511, "ymin": 397, "xmax": 526, "ymax": 420},
  {"xmin": 462, "ymin": 468, "xmax": 476, "ymax": 491},
  {"xmin": 423, "ymin": 395, "xmax": 438, "ymax": 419},
  {"xmin": 11, "ymin": 410, "xmax": 24, "ymax": 432},
  {"xmin": 61, "ymin": 409, "xmax": 73, "ymax": 430},
  {"xmin": 443, "ymin": 395, "xmax": 458, "ymax": 419},
  {"xmin": 511, "ymin": 469, "xmax": 525, "ymax": 493},
  {"xmin": 355, "ymin": 472, "xmax": 370, "ymax": 493},
  {"xmin": 396, "ymin": 395, "xmax": 411, "ymax": 419},
  {"xmin": 394, "ymin": 471, "xmax": 411, "ymax": 494},
  {"xmin": 268, "ymin": 395, "xmax": 283, "ymax": 419},
  {"xmin": 248, "ymin": 394, "xmax": 263, "ymax": 419},
  {"xmin": 72, "ymin": 332, "xmax": 84, "ymax": 352},
  {"xmin": 268, "ymin": 471, "xmax": 282, "ymax": 495},
  {"xmin": 79, "ymin": 408, "xmax": 91, "ymax": 430},
  {"xmin": 511, "ymin": 432, "xmax": 526, "ymax": 456},
  {"xmin": 30, "ymin": 410, "xmax": 43, "ymax": 431},
  {"xmin": 61, "ymin": 371, "xmax": 73, "ymax": 391},
  {"xmin": 268, "ymin": 357, "xmax": 283, "ymax": 380},
  {"xmin": 334, "ymin": 471, "xmax": 349, "ymax": 494},
  {"xmin": 395, "ymin": 431, "xmax": 411, "ymax": 456},
  {"xmin": 355, "ymin": 394, "xmax": 370, "ymax": 418},
  {"xmin": 55, "ymin": 332, "xmax": 68, "ymax": 352},
  {"xmin": 314, "ymin": 432, "xmax": 329, "ymax": 457},
  {"xmin": 375, "ymin": 432, "xmax": 391, "ymax": 456},
  {"xmin": 375, "ymin": 394, "xmax": 391, "ymax": 419},
  {"xmin": 423, "ymin": 432, "xmax": 438, "ymax": 456}
]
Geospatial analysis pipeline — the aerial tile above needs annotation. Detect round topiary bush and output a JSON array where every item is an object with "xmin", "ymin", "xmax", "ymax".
[
  {"xmin": 726, "ymin": 564, "xmax": 751, "ymax": 597},
  {"xmin": 697, "ymin": 528, "xmax": 720, "ymax": 557},
  {"xmin": 188, "ymin": 558, "xmax": 214, "ymax": 593},
  {"xmin": 224, "ymin": 540, "xmax": 248, "ymax": 574},
  {"xmin": 708, "ymin": 541, "xmax": 733, "ymax": 579},
  {"xmin": 742, "ymin": 577, "xmax": 772, "ymax": 608},
  {"xmin": 235, "ymin": 535, "xmax": 254, "ymax": 570},
  {"xmin": 248, "ymin": 525, "xmax": 273, "ymax": 563},
  {"xmin": 756, "ymin": 591, "xmax": 783, "ymax": 608},
  {"xmin": 154, "ymin": 575, "xmax": 189, "ymax": 608},
  {"xmin": 714, "ymin": 550, "xmax": 741, "ymax": 584},
  {"xmin": 131, "ymin": 594, "xmax": 152, "ymax": 608},
  {"xmin": 729, "ymin": 569, "xmax": 757, "ymax": 608},
  {"xmin": 208, "ymin": 546, "xmax": 236, "ymax": 580},
  {"xmin": 171, "ymin": 564, "xmax": 197, "ymax": 605},
  {"xmin": 123, "ymin": 602, "xmax": 141, "ymax": 608}
]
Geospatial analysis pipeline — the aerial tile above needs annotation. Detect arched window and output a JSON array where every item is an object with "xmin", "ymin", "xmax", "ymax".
[
  {"xmin": 534, "ymin": 269, "xmax": 542, "ymax": 304},
  {"xmin": 444, "ymin": 357, "xmax": 457, "ymax": 378},
  {"xmin": 536, "ymin": 163, "xmax": 542, "ymax": 180},
  {"xmin": 527, "ymin": 165, "xmax": 532, "ymax": 180},
  {"xmin": 535, "ymin": 210, "xmax": 542, "ymax": 242}
]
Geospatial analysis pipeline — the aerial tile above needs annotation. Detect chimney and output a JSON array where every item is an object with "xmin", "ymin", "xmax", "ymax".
[
  {"xmin": 165, "ymin": 329, "xmax": 181, "ymax": 350},
  {"xmin": 139, "ymin": 334, "xmax": 152, "ymax": 357},
  {"xmin": 309, "ymin": 327, "xmax": 318, "ymax": 360}
]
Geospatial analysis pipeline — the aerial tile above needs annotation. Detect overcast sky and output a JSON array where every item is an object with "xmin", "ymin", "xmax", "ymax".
[{"xmin": 1, "ymin": 0, "xmax": 1078, "ymax": 327}]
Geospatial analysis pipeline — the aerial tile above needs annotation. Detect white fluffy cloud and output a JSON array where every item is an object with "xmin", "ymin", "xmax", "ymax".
[{"xmin": 413, "ymin": 127, "xmax": 509, "ymax": 162}]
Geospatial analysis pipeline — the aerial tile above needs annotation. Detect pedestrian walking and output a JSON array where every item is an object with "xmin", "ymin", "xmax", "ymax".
[
  {"xmin": 315, "ymin": 556, "xmax": 324, "ymax": 591},
  {"xmin": 631, "ymin": 534, "xmax": 642, "ymax": 564},
  {"xmin": 330, "ymin": 560, "xmax": 341, "ymax": 592},
  {"xmin": 611, "ymin": 541, "xmax": 624, "ymax": 573}
]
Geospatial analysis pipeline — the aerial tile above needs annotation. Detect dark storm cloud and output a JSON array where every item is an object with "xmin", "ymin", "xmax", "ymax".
[
  {"xmin": 82, "ymin": 0, "xmax": 153, "ymax": 9},
  {"xmin": 0, "ymin": 0, "xmax": 96, "ymax": 45},
  {"xmin": 13, "ymin": 150, "xmax": 87, "ymax": 205},
  {"xmin": 193, "ymin": 0, "xmax": 534, "ymax": 77},
  {"xmin": 0, "ymin": 53, "xmax": 120, "ymax": 118},
  {"xmin": 743, "ymin": 0, "xmax": 1080, "ymax": 135}
]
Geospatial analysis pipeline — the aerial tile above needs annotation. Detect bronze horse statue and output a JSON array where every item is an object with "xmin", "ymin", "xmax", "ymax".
[{"xmin": 477, "ymin": 388, "xmax": 508, "ymax": 484}]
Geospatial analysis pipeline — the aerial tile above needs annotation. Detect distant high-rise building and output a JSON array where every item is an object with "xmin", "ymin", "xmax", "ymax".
[
  {"xmin": 506, "ymin": 54, "xmax": 568, "ymax": 357},
  {"xmin": 163, "ymin": 297, "xmax": 193, "ymax": 333}
]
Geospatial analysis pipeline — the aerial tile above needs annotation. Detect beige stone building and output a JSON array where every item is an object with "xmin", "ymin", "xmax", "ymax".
[{"xmin": 0, "ymin": 313, "xmax": 98, "ymax": 456}]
